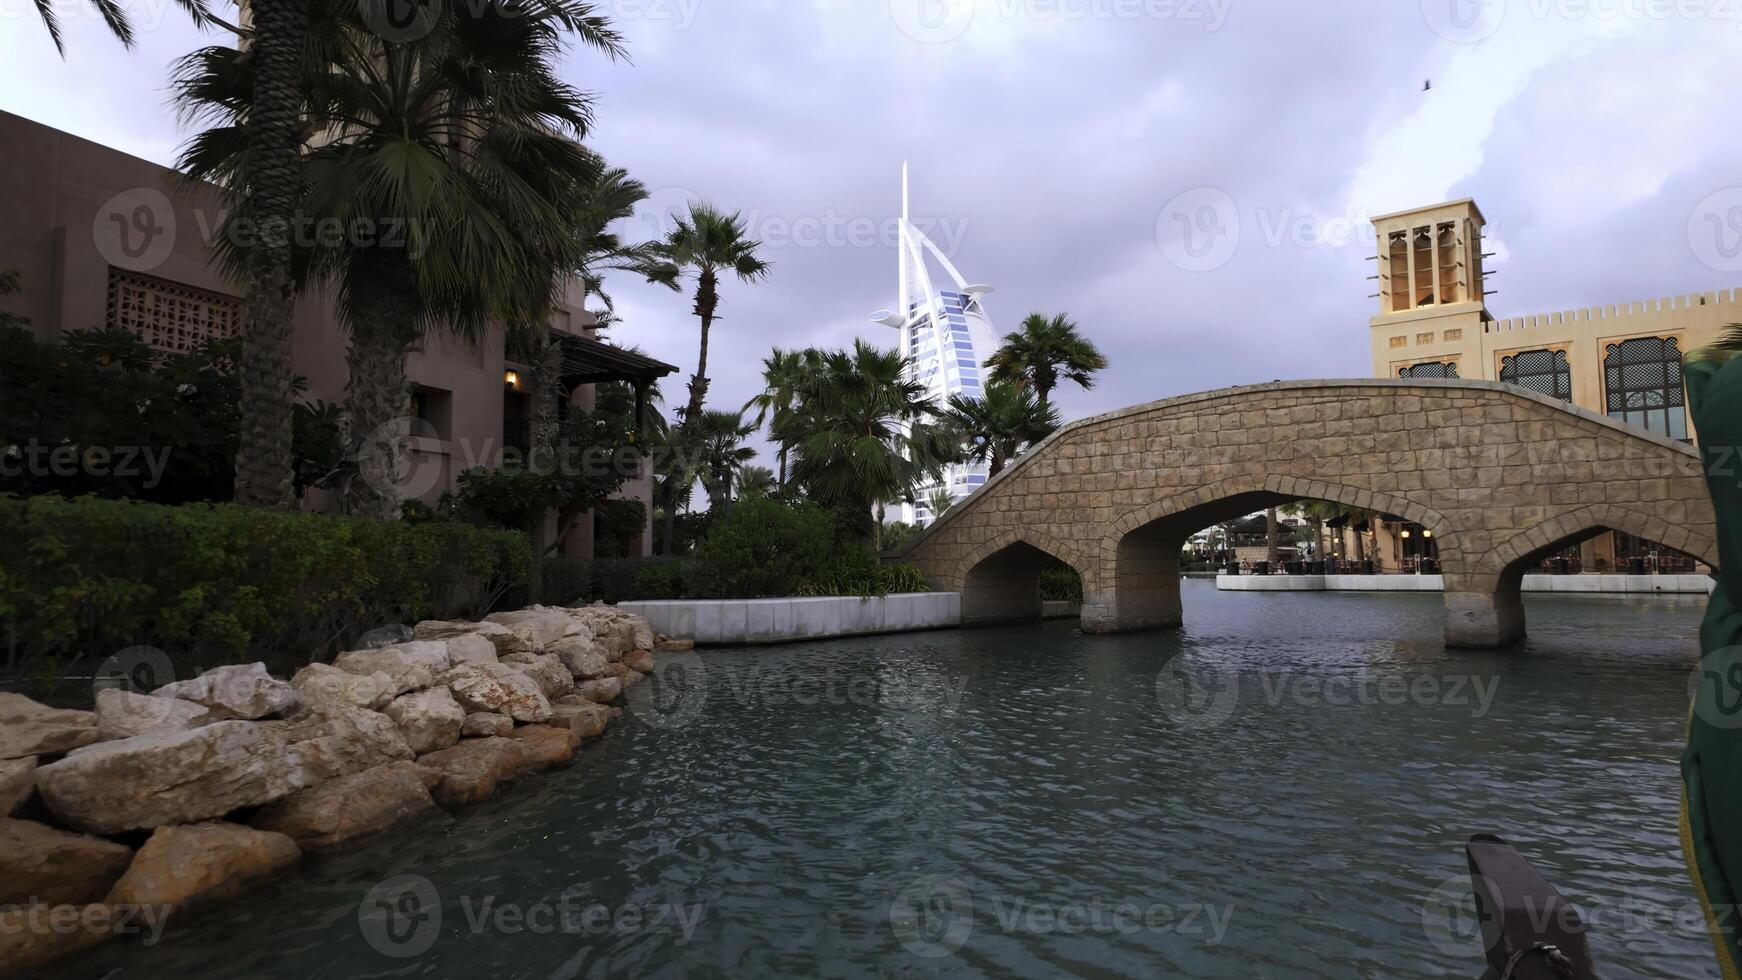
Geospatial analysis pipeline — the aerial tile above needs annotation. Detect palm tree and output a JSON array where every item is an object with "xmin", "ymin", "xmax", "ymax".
[
  {"xmin": 941, "ymin": 381, "xmax": 1060, "ymax": 479},
  {"xmin": 175, "ymin": 0, "xmax": 623, "ymax": 519},
  {"xmin": 985, "ymin": 313, "xmax": 1108, "ymax": 407},
  {"xmin": 654, "ymin": 203, "xmax": 770, "ymax": 453},
  {"xmin": 926, "ymin": 488, "xmax": 957, "ymax": 522},
  {"xmin": 30, "ymin": 0, "xmax": 213, "ymax": 54},
  {"xmin": 787, "ymin": 340, "xmax": 953, "ymax": 544},
  {"xmin": 695, "ymin": 410, "xmax": 757, "ymax": 513},
  {"xmin": 743, "ymin": 347, "xmax": 821, "ymax": 487},
  {"xmin": 736, "ymin": 466, "xmax": 776, "ymax": 500}
]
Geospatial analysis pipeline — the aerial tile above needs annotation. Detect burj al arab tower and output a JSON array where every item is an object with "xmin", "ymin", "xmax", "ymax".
[{"xmin": 870, "ymin": 164, "xmax": 999, "ymax": 526}]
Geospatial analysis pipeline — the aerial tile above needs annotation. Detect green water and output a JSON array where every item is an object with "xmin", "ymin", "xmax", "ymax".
[{"xmin": 56, "ymin": 581, "xmax": 1714, "ymax": 979}]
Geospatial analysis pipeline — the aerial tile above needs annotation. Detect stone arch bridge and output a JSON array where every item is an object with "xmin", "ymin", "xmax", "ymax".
[{"xmin": 894, "ymin": 380, "xmax": 1718, "ymax": 648}]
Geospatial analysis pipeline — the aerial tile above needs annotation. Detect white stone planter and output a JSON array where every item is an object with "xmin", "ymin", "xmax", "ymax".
[
  {"xmin": 618, "ymin": 593, "xmax": 962, "ymax": 645},
  {"xmin": 1216, "ymin": 574, "xmax": 1713, "ymax": 595}
]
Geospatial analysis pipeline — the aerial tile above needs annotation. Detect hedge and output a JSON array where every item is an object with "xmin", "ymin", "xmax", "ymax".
[{"xmin": 0, "ymin": 495, "xmax": 529, "ymax": 683}]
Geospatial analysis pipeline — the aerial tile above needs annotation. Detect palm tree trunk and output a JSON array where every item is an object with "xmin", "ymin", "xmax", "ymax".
[
  {"xmin": 1266, "ymin": 507, "xmax": 1280, "ymax": 564},
  {"xmin": 528, "ymin": 327, "xmax": 565, "ymax": 473},
  {"xmin": 343, "ymin": 326, "xmax": 410, "ymax": 521},
  {"xmin": 231, "ymin": 0, "xmax": 307, "ymax": 509},
  {"xmin": 681, "ymin": 270, "xmax": 719, "ymax": 439}
]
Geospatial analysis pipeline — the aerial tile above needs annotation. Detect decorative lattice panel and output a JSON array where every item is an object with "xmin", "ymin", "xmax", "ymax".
[{"xmin": 106, "ymin": 269, "xmax": 241, "ymax": 353}]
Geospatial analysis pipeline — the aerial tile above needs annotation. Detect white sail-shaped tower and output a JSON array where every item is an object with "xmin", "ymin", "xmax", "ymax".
[{"xmin": 869, "ymin": 164, "xmax": 999, "ymax": 525}]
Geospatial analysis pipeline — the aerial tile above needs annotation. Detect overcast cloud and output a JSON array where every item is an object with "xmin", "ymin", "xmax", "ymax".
[{"xmin": 5, "ymin": 0, "xmax": 1742, "ymax": 460}]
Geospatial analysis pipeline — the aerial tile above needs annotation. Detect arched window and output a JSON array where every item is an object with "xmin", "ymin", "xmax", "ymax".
[
  {"xmin": 1604, "ymin": 337, "xmax": 1688, "ymax": 440},
  {"xmin": 1500, "ymin": 349, "xmax": 1572, "ymax": 401},
  {"xmin": 1399, "ymin": 361, "xmax": 1459, "ymax": 379}
]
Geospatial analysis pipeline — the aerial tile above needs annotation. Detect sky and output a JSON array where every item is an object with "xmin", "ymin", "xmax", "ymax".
[{"xmin": 5, "ymin": 0, "xmax": 1742, "ymax": 461}]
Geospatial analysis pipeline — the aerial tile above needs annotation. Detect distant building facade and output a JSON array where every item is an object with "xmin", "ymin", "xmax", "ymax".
[
  {"xmin": 0, "ymin": 110, "xmax": 672, "ymax": 557},
  {"xmin": 1367, "ymin": 198, "xmax": 1734, "ymax": 571},
  {"xmin": 869, "ymin": 164, "xmax": 998, "ymax": 525}
]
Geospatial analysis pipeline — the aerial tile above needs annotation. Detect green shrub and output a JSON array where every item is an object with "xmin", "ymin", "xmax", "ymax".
[
  {"xmin": 538, "ymin": 557, "xmax": 593, "ymax": 606},
  {"xmin": 594, "ymin": 499, "xmax": 648, "ymax": 558},
  {"xmin": 1039, "ymin": 566, "xmax": 1084, "ymax": 602},
  {"xmin": 631, "ymin": 559, "xmax": 689, "ymax": 600},
  {"xmin": 0, "ymin": 495, "xmax": 529, "ymax": 682},
  {"xmin": 691, "ymin": 498, "xmax": 837, "ymax": 599}
]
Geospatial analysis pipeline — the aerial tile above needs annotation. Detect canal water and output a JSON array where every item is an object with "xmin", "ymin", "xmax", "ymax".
[{"xmin": 62, "ymin": 581, "xmax": 1713, "ymax": 979}]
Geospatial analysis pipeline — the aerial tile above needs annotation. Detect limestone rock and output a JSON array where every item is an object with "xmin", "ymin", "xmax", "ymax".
[
  {"xmin": 251, "ymin": 762, "xmax": 440, "ymax": 850},
  {"xmin": 485, "ymin": 608, "xmax": 581, "ymax": 650},
  {"xmin": 460, "ymin": 713, "xmax": 512, "ymax": 738},
  {"xmin": 445, "ymin": 633, "xmax": 499, "ymax": 666},
  {"xmin": 0, "ymin": 906, "xmax": 120, "ymax": 974},
  {"xmin": 552, "ymin": 636, "xmax": 611, "ymax": 680},
  {"xmin": 155, "ymin": 663, "xmax": 297, "ymax": 720},
  {"xmin": 506, "ymin": 725, "xmax": 576, "ymax": 767},
  {"xmin": 355, "ymin": 624, "xmax": 414, "ymax": 649},
  {"xmin": 36, "ymin": 704, "xmax": 412, "ymax": 835},
  {"xmin": 548, "ymin": 701, "xmax": 611, "ymax": 742},
  {"xmin": 0, "ymin": 694, "xmax": 101, "ymax": 760},
  {"xmin": 656, "ymin": 637, "xmax": 695, "ymax": 652},
  {"xmin": 0, "ymin": 817, "xmax": 133, "ymax": 906},
  {"xmin": 106, "ymin": 822, "xmax": 300, "ymax": 909},
  {"xmin": 384, "ymin": 688, "xmax": 464, "ymax": 755},
  {"xmin": 604, "ymin": 662, "xmax": 645, "ymax": 688},
  {"xmin": 571, "ymin": 677, "xmax": 623, "ymax": 704},
  {"xmin": 94, "ymin": 689, "xmax": 213, "ymax": 740},
  {"xmin": 444, "ymin": 663, "xmax": 552, "ymax": 723},
  {"xmin": 622, "ymin": 650, "xmax": 655, "ymax": 675},
  {"xmin": 0, "ymin": 757, "xmax": 35, "ymax": 815},
  {"xmin": 504, "ymin": 654, "xmax": 575, "ymax": 700},
  {"xmin": 290, "ymin": 663, "xmax": 398, "ymax": 711},
  {"xmin": 332, "ymin": 641, "xmax": 451, "ymax": 697},
  {"xmin": 414, "ymin": 619, "xmax": 515, "ymax": 648},
  {"xmin": 416, "ymin": 737, "xmax": 536, "ymax": 806}
]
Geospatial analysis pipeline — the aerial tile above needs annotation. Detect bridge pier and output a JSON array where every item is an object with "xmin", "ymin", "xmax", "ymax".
[{"xmin": 1443, "ymin": 589, "xmax": 1526, "ymax": 649}]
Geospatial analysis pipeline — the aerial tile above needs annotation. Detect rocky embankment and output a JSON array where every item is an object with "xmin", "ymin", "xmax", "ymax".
[{"xmin": 0, "ymin": 603, "xmax": 681, "ymax": 973}]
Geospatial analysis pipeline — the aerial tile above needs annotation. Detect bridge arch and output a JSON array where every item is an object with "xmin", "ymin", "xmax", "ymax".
[{"xmin": 953, "ymin": 530, "xmax": 1097, "ymax": 627}]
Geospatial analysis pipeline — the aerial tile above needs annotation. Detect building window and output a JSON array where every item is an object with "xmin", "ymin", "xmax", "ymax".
[
  {"xmin": 1443, "ymin": 328, "xmax": 1463, "ymax": 342},
  {"xmin": 1604, "ymin": 337, "xmax": 1688, "ymax": 440},
  {"xmin": 1416, "ymin": 332, "xmax": 1435, "ymax": 345},
  {"xmin": 1399, "ymin": 361, "xmax": 1459, "ymax": 379},
  {"xmin": 1500, "ymin": 349, "xmax": 1572, "ymax": 401},
  {"xmin": 106, "ymin": 268, "xmax": 241, "ymax": 354},
  {"xmin": 1389, "ymin": 336, "xmax": 1408, "ymax": 349}
]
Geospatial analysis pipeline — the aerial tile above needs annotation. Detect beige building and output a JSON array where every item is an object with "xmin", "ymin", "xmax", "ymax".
[{"xmin": 1365, "ymin": 198, "xmax": 1733, "ymax": 571}]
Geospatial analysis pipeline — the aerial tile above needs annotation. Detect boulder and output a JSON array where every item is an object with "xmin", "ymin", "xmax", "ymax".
[
  {"xmin": 604, "ymin": 662, "xmax": 645, "ymax": 689},
  {"xmin": 290, "ymin": 663, "xmax": 398, "ymax": 711},
  {"xmin": 445, "ymin": 633, "xmax": 499, "ymax": 666},
  {"xmin": 413, "ymin": 619, "xmax": 514, "ymax": 647},
  {"xmin": 504, "ymin": 654, "xmax": 575, "ymax": 700},
  {"xmin": 552, "ymin": 636, "xmax": 612, "ymax": 680},
  {"xmin": 416, "ymin": 737, "xmax": 536, "ymax": 806},
  {"xmin": 444, "ymin": 663, "xmax": 552, "ymax": 723},
  {"xmin": 155, "ymin": 663, "xmax": 297, "ymax": 720},
  {"xmin": 548, "ymin": 701, "xmax": 611, "ymax": 741},
  {"xmin": 106, "ymin": 822, "xmax": 300, "ymax": 909},
  {"xmin": 383, "ymin": 688, "xmax": 464, "ymax": 755},
  {"xmin": 251, "ymin": 762, "xmax": 440, "ymax": 850},
  {"xmin": 0, "ymin": 757, "xmax": 35, "ymax": 815},
  {"xmin": 354, "ymin": 624, "xmax": 414, "ymax": 649},
  {"xmin": 486, "ymin": 608, "xmax": 582, "ymax": 650},
  {"xmin": 570, "ymin": 677, "xmax": 623, "ymax": 704},
  {"xmin": 622, "ymin": 650, "xmax": 656, "ymax": 675},
  {"xmin": 460, "ymin": 713, "xmax": 513, "ymax": 738},
  {"xmin": 36, "ymin": 704, "xmax": 412, "ymax": 835},
  {"xmin": 0, "ymin": 905, "xmax": 121, "ymax": 975},
  {"xmin": 506, "ymin": 725, "xmax": 576, "ymax": 767},
  {"xmin": 332, "ymin": 641, "xmax": 451, "ymax": 697},
  {"xmin": 656, "ymin": 637, "xmax": 695, "ymax": 653},
  {"xmin": 0, "ymin": 817, "xmax": 133, "ymax": 906},
  {"xmin": 93, "ymin": 689, "xmax": 213, "ymax": 740},
  {"xmin": 0, "ymin": 694, "xmax": 101, "ymax": 760}
]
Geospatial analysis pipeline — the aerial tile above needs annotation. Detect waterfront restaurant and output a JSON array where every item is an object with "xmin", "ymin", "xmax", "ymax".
[
  {"xmin": 0, "ymin": 110, "xmax": 675, "ymax": 557},
  {"xmin": 1363, "ymin": 198, "xmax": 1732, "ymax": 575}
]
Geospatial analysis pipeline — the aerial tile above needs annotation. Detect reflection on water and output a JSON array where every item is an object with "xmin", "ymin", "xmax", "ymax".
[{"xmin": 62, "ymin": 581, "xmax": 1713, "ymax": 979}]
